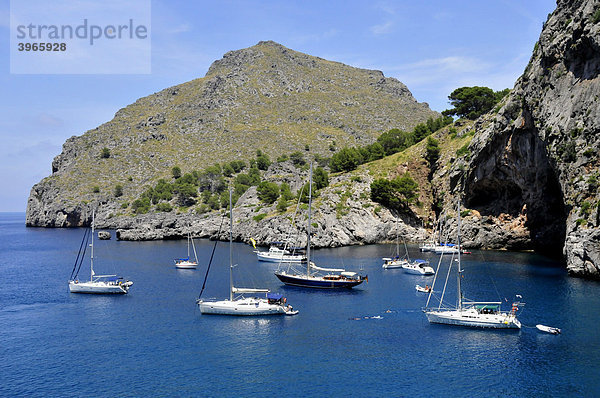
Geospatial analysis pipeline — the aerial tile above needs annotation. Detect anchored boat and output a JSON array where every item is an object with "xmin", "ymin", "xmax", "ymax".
[{"xmin": 423, "ymin": 201, "xmax": 522, "ymax": 329}]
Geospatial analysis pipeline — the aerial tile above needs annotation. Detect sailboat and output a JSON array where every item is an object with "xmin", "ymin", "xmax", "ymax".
[
  {"xmin": 424, "ymin": 201, "xmax": 522, "ymax": 329},
  {"xmin": 382, "ymin": 218, "xmax": 433, "ymax": 275},
  {"xmin": 175, "ymin": 232, "xmax": 198, "ymax": 269},
  {"xmin": 382, "ymin": 217, "xmax": 409, "ymax": 269},
  {"xmin": 197, "ymin": 190, "xmax": 298, "ymax": 316},
  {"xmin": 274, "ymin": 163, "xmax": 367, "ymax": 289},
  {"xmin": 68, "ymin": 210, "xmax": 133, "ymax": 294},
  {"xmin": 420, "ymin": 216, "xmax": 460, "ymax": 254}
]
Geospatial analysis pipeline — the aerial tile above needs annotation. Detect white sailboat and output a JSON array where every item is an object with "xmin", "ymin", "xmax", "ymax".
[
  {"xmin": 197, "ymin": 190, "xmax": 298, "ymax": 316},
  {"xmin": 424, "ymin": 202, "xmax": 522, "ymax": 329},
  {"xmin": 274, "ymin": 163, "xmax": 366, "ymax": 289},
  {"xmin": 420, "ymin": 218, "xmax": 441, "ymax": 252},
  {"xmin": 382, "ymin": 217, "xmax": 408, "ymax": 269},
  {"xmin": 382, "ymin": 218, "xmax": 434, "ymax": 275},
  {"xmin": 175, "ymin": 232, "xmax": 198, "ymax": 269},
  {"xmin": 433, "ymin": 244, "xmax": 460, "ymax": 255},
  {"xmin": 68, "ymin": 211, "xmax": 133, "ymax": 294}
]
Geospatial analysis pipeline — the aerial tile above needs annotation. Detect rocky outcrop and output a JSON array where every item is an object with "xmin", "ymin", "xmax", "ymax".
[
  {"xmin": 26, "ymin": 40, "xmax": 438, "ymax": 228},
  {"xmin": 97, "ymin": 231, "xmax": 111, "ymax": 240},
  {"xmin": 112, "ymin": 164, "xmax": 428, "ymax": 248},
  {"xmin": 452, "ymin": 0, "xmax": 600, "ymax": 278}
]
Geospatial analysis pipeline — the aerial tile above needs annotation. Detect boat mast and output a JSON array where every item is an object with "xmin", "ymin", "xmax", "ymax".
[
  {"xmin": 306, "ymin": 162, "xmax": 313, "ymax": 276},
  {"xmin": 229, "ymin": 189, "xmax": 234, "ymax": 301},
  {"xmin": 90, "ymin": 209, "xmax": 95, "ymax": 282},
  {"xmin": 395, "ymin": 216, "xmax": 399, "ymax": 257},
  {"xmin": 457, "ymin": 199, "xmax": 462, "ymax": 311}
]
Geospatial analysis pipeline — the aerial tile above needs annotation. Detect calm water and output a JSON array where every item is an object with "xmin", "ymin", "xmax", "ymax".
[{"xmin": 1, "ymin": 212, "xmax": 599, "ymax": 397}]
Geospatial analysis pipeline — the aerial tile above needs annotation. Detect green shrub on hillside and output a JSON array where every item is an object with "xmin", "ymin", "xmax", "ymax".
[
  {"xmin": 313, "ymin": 167, "xmax": 329, "ymax": 189},
  {"xmin": 114, "ymin": 184, "xmax": 123, "ymax": 197},
  {"xmin": 330, "ymin": 147, "xmax": 363, "ymax": 172},
  {"xmin": 256, "ymin": 150, "xmax": 271, "ymax": 170},
  {"xmin": 370, "ymin": 172, "xmax": 418, "ymax": 211},
  {"xmin": 171, "ymin": 166, "xmax": 181, "ymax": 179},
  {"xmin": 257, "ymin": 181, "xmax": 280, "ymax": 204}
]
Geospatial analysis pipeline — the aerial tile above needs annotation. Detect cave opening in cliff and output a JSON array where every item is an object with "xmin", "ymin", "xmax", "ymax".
[{"xmin": 465, "ymin": 128, "xmax": 567, "ymax": 258}]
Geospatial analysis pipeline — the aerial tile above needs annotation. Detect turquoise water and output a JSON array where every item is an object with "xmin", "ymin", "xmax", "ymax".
[{"xmin": 1, "ymin": 212, "xmax": 599, "ymax": 397}]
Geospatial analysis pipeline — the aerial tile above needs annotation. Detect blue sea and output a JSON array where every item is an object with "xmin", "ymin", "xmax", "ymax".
[{"xmin": 1, "ymin": 212, "xmax": 599, "ymax": 397}]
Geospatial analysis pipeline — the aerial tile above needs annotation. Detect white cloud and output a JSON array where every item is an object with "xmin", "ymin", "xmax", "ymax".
[
  {"xmin": 403, "ymin": 56, "xmax": 491, "ymax": 74},
  {"xmin": 370, "ymin": 21, "xmax": 394, "ymax": 35}
]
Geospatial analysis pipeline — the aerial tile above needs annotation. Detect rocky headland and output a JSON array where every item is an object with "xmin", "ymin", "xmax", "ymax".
[{"xmin": 27, "ymin": 0, "xmax": 600, "ymax": 279}]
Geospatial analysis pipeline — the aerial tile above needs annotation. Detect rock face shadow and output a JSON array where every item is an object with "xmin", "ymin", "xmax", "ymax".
[{"xmin": 464, "ymin": 115, "xmax": 567, "ymax": 258}]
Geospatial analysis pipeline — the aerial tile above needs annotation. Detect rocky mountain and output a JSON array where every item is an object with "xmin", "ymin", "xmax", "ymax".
[{"xmin": 26, "ymin": 40, "xmax": 437, "ymax": 228}]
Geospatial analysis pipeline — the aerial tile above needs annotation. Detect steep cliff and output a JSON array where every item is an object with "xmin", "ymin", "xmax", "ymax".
[
  {"xmin": 456, "ymin": 0, "xmax": 600, "ymax": 278},
  {"xmin": 26, "ymin": 40, "xmax": 437, "ymax": 228}
]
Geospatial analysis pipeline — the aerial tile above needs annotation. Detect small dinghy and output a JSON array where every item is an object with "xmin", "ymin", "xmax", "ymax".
[
  {"xmin": 536, "ymin": 324, "xmax": 561, "ymax": 335},
  {"xmin": 415, "ymin": 284, "xmax": 432, "ymax": 293}
]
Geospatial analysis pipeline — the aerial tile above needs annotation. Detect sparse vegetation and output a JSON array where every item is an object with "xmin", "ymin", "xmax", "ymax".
[
  {"xmin": 456, "ymin": 143, "xmax": 471, "ymax": 159},
  {"xmin": 253, "ymin": 213, "xmax": 267, "ymax": 222},
  {"xmin": 593, "ymin": 8, "xmax": 600, "ymax": 23},
  {"xmin": 101, "ymin": 147, "xmax": 111, "ymax": 159},
  {"xmin": 156, "ymin": 202, "xmax": 173, "ymax": 212}
]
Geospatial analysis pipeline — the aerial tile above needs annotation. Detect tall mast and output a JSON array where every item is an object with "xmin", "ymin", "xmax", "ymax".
[
  {"xmin": 229, "ymin": 189, "xmax": 234, "ymax": 301},
  {"xmin": 396, "ymin": 215, "xmax": 399, "ymax": 256},
  {"xmin": 306, "ymin": 162, "xmax": 313, "ymax": 276},
  {"xmin": 457, "ymin": 199, "xmax": 462, "ymax": 311},
  {"xmin": 90, "ymin": 209, "xmax": 95, "ymax": 282}
]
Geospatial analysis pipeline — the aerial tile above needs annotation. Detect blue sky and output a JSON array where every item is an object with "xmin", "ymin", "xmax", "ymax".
[{"xmin": 0, "ymin": 0, "xmax": 556, "ymax": 211}]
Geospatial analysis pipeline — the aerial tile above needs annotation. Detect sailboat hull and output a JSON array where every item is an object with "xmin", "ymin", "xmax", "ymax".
[
  {"xmin": 425, "ymin": 309, "xmax": 521, "ymax": 329},
  {"xmin": 198, "ymin": 297, "xmax": 291, "ymax": 316},
  {"xmin": 382, "ymin": 260, "xmax": 408, "ymax": 269},
  {"xmin": 175, "ymin": 261, "xmax": 198, "ymax": 269},
  {"xmin": 256, "ymin": 251, "xmax": 306, "ymax": 263},
  {"xmin": 274, "ymin": 272, "xmax": 364, "ymax": 289},
  {"xmin": 68, "ymin": 280, "xmax": 130, "ymax": 294}
]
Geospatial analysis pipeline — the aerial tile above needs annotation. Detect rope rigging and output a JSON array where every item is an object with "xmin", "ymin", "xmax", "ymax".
[
  {"xmin": 198, "ymin": 212, "xmax": 227, "ymax": 299},
  {"xmin": 70, "ymin": 228, "xmax": 89, "ymax": 280}
]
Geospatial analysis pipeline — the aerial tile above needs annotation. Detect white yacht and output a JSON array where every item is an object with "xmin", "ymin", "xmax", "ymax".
[
  {"xmin": 69, "ymin": 211, "xmax": 133, "ymax": 294},
  {"xmin": 433, "ymin": 244, "xmax": 460, "ymax": 254},
  {"xmin": 255, "ymin": 243, "xmax": 306, "ymax": 263},
  {"xmin": 197, "ymin": 190, "xmax": 298, "ymax": 316},
  {"xmin": 424, "ymin": 202, "xmax": 522, "ymax": 329},
  {"xmin": 382, "ymin": 256, "xmax": 409, "ymax": 269},
  {"xmin": 402, "ymin": 259, "xmax": 435, "ymax": 275}
]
